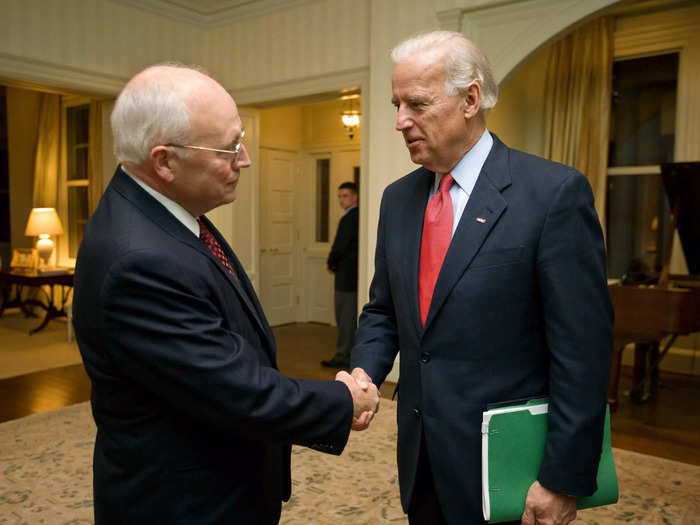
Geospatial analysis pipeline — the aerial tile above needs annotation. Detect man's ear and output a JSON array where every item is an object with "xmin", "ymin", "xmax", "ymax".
[
  {"xmin": 150, "ymin": 145, "xmax": 176, "ymax": 183},
  {"xmin": 463, "ymin": 82, "xmax": 482, "ymax": 120}
]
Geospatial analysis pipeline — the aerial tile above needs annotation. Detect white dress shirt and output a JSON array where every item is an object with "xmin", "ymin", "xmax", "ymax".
[{"xmin": 123, "ymin": 167, "xmax": 201, "ymax": 237}]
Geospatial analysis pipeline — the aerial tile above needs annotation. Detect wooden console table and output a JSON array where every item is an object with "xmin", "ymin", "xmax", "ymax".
[{"xmin": 0, "ymin": 269, "xmax": 74, "ymax": 334}]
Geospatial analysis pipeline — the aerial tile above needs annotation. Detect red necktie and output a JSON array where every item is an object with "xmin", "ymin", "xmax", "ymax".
[
  {"xmin": 418, "ymin": 173, "xmax": 454, "ymax": 326},
  {"xmin": 197, "ymin": 218, "xmax": 237, "ymax": 279}
]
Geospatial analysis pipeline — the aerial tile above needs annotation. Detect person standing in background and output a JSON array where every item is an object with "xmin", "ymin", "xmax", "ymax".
[{"xmin": 322, "ymin": 182, "xmax": 359, "ymax": 369}]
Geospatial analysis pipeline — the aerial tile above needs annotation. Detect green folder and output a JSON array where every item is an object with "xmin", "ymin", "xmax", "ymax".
[{"xmin": 481, "ymin": 398, "xmax": 618, "ymax": 523}]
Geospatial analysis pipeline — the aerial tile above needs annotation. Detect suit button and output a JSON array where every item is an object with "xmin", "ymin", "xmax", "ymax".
[
  {"xmin": 420, "ymin": 352, "xmax": 431, "ymax": 363},
  {"xmin": 413, "ymin": 408, "xmax": 421, "ymax": 417}
]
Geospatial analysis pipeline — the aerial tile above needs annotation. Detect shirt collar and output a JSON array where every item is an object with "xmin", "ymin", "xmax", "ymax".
[
  {"xmin": 344, "ymin": 204, "xmax": 358, "ymax": 215},
  {"xmin": 122, "ymin": 166, "xmax": 200, "ymax": 237},
  {"xmin": 434, "ymin": 128, "xmax": 493, "ymax": 196}
]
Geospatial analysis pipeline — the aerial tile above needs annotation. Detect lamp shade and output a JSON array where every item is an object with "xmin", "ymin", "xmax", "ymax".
[{"xmin": 25, "ymin": 207, "xmax": 64, "ymax": 236}]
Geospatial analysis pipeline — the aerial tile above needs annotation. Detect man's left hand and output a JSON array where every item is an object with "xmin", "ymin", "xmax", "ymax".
[{"xmin": 521, "ymin": 481, "xmax": 576, "ymax": 525}]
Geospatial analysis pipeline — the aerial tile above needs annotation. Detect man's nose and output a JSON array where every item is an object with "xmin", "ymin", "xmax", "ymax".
[
  {"xmin": 395, "ymin": 107, "xmax": 412, "ymax": 131},
  {"xmin": 234, "ymin": 144, "xmax": 251, "ymax": 168}
]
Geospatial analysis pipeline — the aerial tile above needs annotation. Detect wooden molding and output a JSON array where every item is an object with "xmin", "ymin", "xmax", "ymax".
[
  {"xmin": 110, "ymin": 0, "xmax": 325, "ymax": 26},
  {"xmin": 0, "ymin": 53, "xmax": 126, "ymax": 96}
]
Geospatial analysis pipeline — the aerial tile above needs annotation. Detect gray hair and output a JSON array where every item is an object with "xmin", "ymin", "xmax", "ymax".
[
  {"xmin": 111, "ymin": 62, "xmax": 209, "ymax": 164},
  {"xmin": 391, "ymin": 31, "xmax": 498, "ymax": 112}
]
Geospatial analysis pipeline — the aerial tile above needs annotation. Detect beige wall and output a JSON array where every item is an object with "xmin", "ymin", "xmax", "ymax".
[
  {"xmin": 0, "ymin": 0, "xmax": 371, "ymax": 96},
  {"xmin": 487, "ymin": 48, "xmax": 549, "ymax": 156},
  {"xmin": 258, "ymin": 98, "xmax": 360, "ymax": 152},
  {"xmin": 0, "ymin": 0, "xmax": 204, "ymax": 93},
  {"xmin": 302, "ymin": 98, "xmax": 361, "ymax": 148},
  {"xmin": 258, "ymin": 106, "xmax": 303, "ymax": 151},
  {"xmin": 6, "ymin": 87, "xmax": 41, "ymax": 250},
  {"xmin": 209, "ymin": 0, "xmax": 370, "ymax": 93}
]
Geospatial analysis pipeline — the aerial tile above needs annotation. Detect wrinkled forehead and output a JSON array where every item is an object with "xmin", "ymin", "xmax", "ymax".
[
  {"xmin": 392, "ymin": 51, "xmax": 447, "ymax": 92},
  {"xmin": 188, "ymin": 88, "xmax": 241, "ymax": 143}
]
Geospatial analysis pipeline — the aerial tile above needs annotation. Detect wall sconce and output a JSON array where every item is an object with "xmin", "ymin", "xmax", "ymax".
[
  {"xmin": 25, "ymin": 207, "xmax": 64, "ymax": 268},
  {"xmin": 340, "ymin": 95, "xmax": 361, "ymax": 140}
]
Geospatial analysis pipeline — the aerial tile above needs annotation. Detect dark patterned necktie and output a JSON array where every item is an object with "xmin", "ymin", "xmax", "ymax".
[{"xmin": 197, "ymin": 218, "xmax": 237, "ymax": 279}]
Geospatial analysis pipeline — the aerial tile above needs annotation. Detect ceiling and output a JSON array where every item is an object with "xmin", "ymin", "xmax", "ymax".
[{"xmin": 111, "ymin": 0, "xmax": 320, "ymax": 25}]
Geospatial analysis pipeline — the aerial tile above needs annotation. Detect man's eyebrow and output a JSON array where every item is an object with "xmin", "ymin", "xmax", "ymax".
[{"xmin": 407, "ymin": 95, "xmax": 428, "ymax": 105}]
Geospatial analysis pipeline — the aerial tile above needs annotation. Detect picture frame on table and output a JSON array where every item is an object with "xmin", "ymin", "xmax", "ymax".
[{"xmin": 10, "ymin": 248, "xmax": 38, "ymax": 269}]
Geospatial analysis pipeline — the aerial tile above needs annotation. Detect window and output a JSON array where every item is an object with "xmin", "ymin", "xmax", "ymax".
[
  {"xmin": 57, "ymin": 98, "xmax": 95, "ymax": 263},
  {"xmin": 606, "ymin": 53, "xmax": 678, "ymax": 279},
  {"xmin": 315, "ymin": 158, "xmax": 330, "ymax": 243}
]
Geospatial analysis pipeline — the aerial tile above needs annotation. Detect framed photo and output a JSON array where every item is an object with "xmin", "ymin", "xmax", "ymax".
[{"xmin": 10, "ymin": 248, "xmax": 38, "ymax": 269}]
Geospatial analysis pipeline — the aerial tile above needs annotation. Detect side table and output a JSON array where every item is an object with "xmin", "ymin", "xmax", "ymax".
[{"xmin": 0, "ymin": 269, "xmax": 74, "ymax": 334}]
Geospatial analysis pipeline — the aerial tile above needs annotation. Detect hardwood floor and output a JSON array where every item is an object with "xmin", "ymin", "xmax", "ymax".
[{"xmin": 1, "ymin": 323, "xmax": 698, "ymax": 465}]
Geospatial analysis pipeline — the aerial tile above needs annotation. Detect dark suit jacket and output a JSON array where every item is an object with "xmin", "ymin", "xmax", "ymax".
[
  {"xmin": 73, "ymin": 167, "xmax": 353, "ymax": 524},
  {"xmin": 327, "ymin": 206, "xmax": 359, "ymax": 292},
  {"xmin": 352, "ymin": 136, "xmax": 613, "ymax": 523}
]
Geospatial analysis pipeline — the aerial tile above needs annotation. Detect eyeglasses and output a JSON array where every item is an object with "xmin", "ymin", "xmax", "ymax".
[{"xmin": 168, "ymin": 129, "xmax": 245, "ymax": 161}]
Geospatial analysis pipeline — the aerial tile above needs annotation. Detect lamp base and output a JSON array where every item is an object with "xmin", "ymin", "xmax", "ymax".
[{"xmin": 36, "ymin": 236, "xmax": 54, "ymax": 268}]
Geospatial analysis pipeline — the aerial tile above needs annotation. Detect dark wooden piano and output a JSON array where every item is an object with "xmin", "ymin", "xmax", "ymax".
[{"xmin": 607, "ymin": 162, "xmax": 700, "ymax": 410}]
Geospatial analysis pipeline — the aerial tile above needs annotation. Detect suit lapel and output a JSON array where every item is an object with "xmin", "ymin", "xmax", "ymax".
[
  {"xmin": 111, "ymin": 169, "xmax": 276, "ymax": 361},
  {"xmin": 400, "ymin": 168, "xmax": 434, "ymax": 335},
  {"xmin": 423, "ymin": 137, "xmax": 511, "ymax": 332},
  {"xmin": 200, "ymin": 216, "xmax": 277, "ymax": 362}
]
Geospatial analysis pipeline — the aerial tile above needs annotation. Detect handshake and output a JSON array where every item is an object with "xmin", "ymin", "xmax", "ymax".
[{"xmin": 335, "ymin": 368, "xmax": 379, "ymax": 431}]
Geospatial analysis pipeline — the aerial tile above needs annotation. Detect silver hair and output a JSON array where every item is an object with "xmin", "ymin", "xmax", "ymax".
[
  {"xmin": 391, "ymin": 31, "xmax": 498, "ymax": 112},
  {"xmin": 111, "ymin": 62, "xmax": 209, "ymax": 165}
]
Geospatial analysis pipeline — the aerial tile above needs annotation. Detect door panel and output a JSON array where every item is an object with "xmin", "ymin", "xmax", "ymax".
[
  {"xmin": 260, "ymin": 148, "xmax": 297, "ymax": 326},
  {"xmin": 301, "ymin": 149, "xmax": 360, "ymax": 324}
]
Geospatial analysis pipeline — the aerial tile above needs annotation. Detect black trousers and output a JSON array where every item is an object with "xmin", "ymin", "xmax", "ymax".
[
  {"xmin": 408, "ymin": 436, "xmax": 519, "ymax": 525},
  {"xmin": 408, "ymin": 435, "xmax": 447, "ymax": 525}
]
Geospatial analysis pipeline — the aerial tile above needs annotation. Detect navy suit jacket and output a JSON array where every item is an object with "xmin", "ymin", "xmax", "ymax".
[
  {"xmin": 327, "ymin": 206, "xmax": 359, "ymax": 292},
  {"xmin": 352, "ymin": 136, "xmax": 613, "ymax": 523},
  {"xmin": 73, "ymin": 167, "xmax": 353, "ymax": 524}
]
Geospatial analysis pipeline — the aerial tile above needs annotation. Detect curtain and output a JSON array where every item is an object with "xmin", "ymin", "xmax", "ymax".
[
  {"xmin": 543, "ymin": 17, "xmax": 614, "ymax": 229},
  {"xmin": 88, "ymin": 100, "xmax": 103, "ymax": 212},
  {"xmin": 32, "ymin": 94, "xmax": 61, "ymax": 208}
]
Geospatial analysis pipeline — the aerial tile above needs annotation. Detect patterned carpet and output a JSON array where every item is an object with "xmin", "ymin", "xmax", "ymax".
[{"xmin": 1, "ymin": 401, "xmax": 699, "ymax": 524}]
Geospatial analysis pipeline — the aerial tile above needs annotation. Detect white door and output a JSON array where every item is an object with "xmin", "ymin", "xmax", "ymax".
[
  {"xmin": 302, "ymin": 149, "xmax": 361, "ymax": 324},
  {"xmin": 259, "ymin": 148, "xmax": 297, "ymax": 326}
]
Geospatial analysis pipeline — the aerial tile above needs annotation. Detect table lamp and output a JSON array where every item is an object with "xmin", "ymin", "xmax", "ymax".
[{"xmin": 25, "ymin": 207, "xmax": 64, "ymax": 268}]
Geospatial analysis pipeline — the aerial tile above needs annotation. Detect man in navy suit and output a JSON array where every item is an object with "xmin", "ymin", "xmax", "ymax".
[
  {"xmin": 73, "ymin": 64, "xmax": 378, "ymax": 524},
  {"xmin": 322, "ymin": 181, "xmax": 359, "ymax": 369},
  {"xmin": 351, "ymin": 32, "xmax": 613, "ymax": 524}
]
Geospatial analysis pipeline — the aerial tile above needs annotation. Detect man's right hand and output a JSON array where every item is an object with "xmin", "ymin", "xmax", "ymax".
[{"xmin": 335, "ymin": 370, "xmax": 379, "ymax": 431}]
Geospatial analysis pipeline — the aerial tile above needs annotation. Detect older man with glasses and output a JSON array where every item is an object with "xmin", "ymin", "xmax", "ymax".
[{"xmin": 72, "ymin": 63, "xmax": 378, "ymax": 525}]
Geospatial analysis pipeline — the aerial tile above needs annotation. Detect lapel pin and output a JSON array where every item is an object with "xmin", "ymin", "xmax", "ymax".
[{"xmin": 476, "ymin": 217, "xmax": 486, "ymax": 223}]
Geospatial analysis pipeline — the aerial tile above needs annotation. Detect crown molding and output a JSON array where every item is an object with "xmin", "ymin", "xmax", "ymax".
[
  {"xmin": 110, "ymin": 0, "xmax": 324, "ymax": 27},
  {"xmin": 0, "ymin": 53, "xmax": 126, "ymax": 96},
  {"xmin": 231, "ymin": 67, "xmax": 368, "ymax": 107}
]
